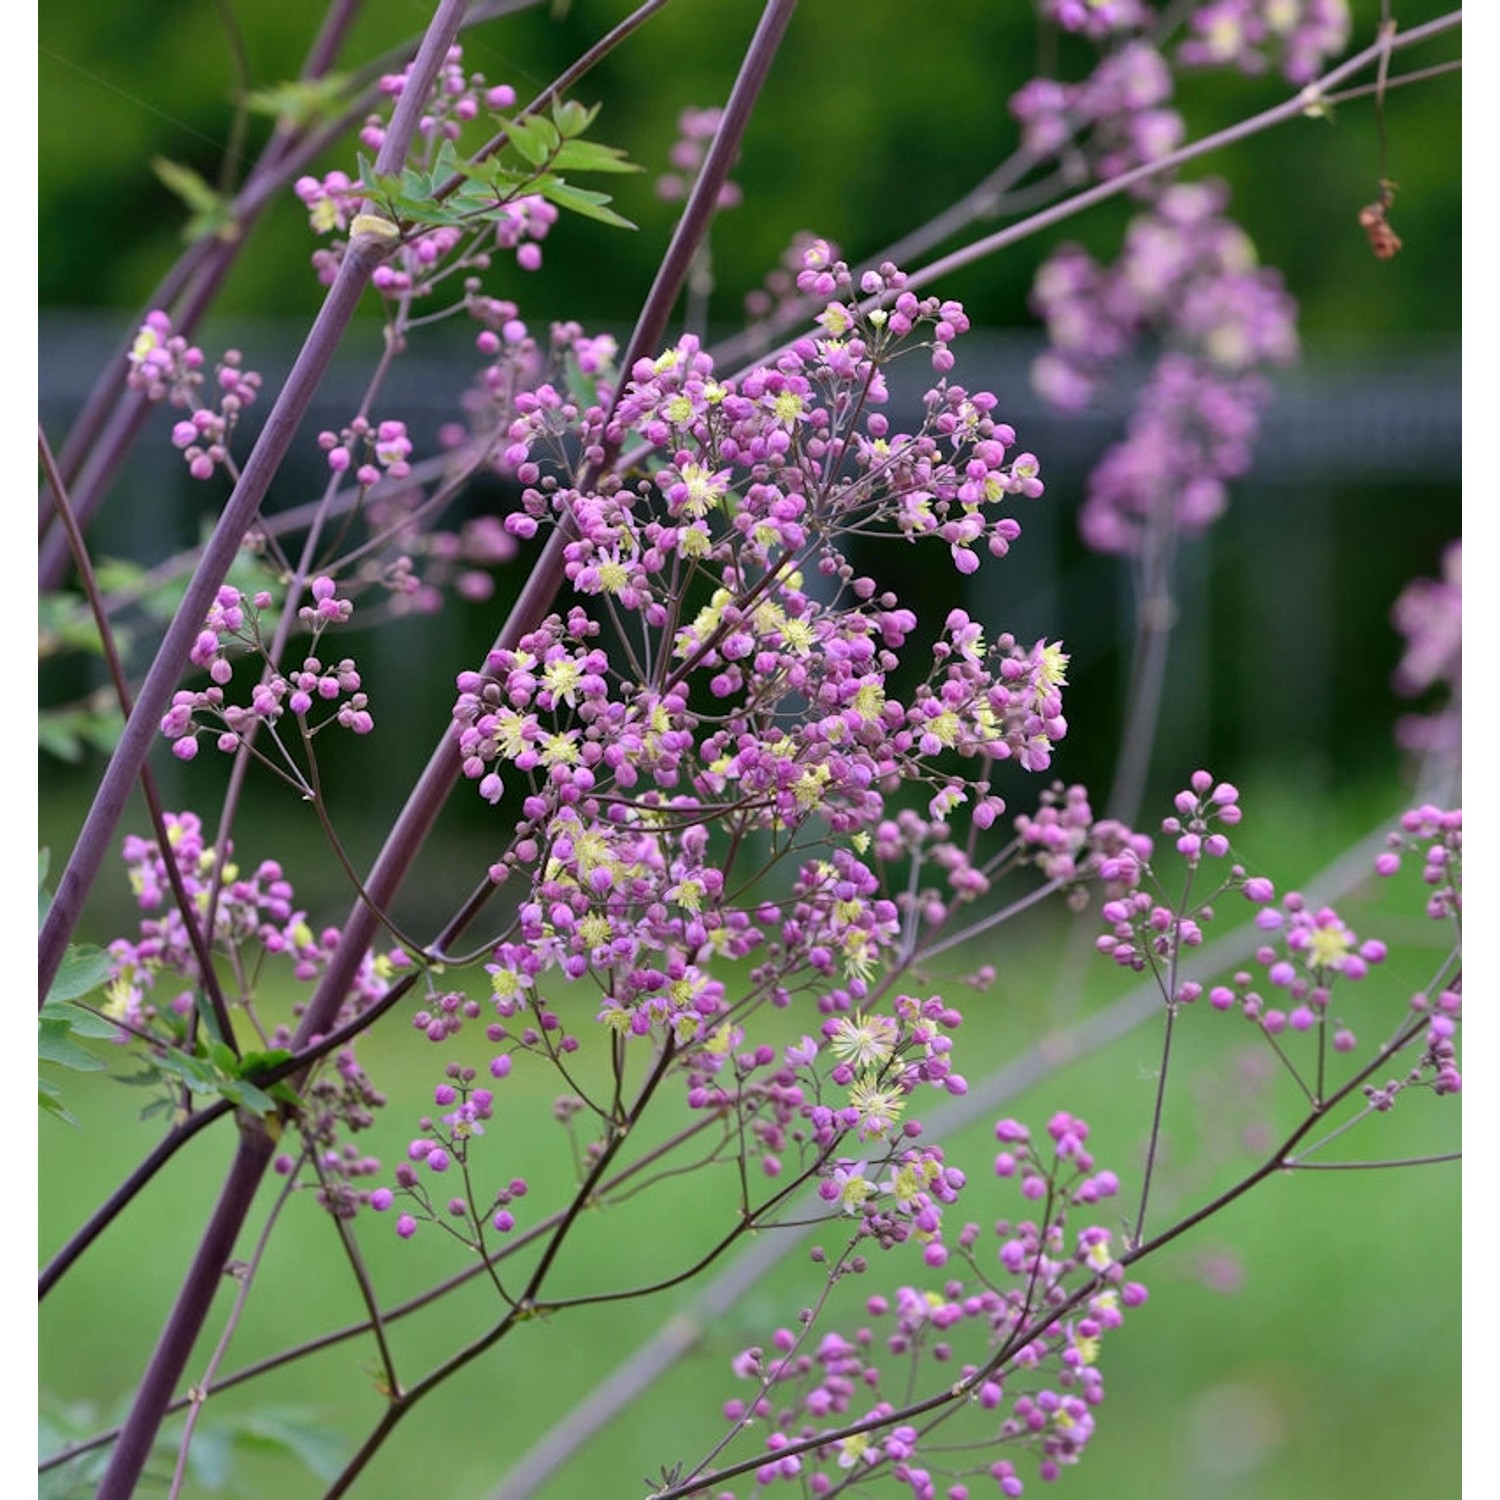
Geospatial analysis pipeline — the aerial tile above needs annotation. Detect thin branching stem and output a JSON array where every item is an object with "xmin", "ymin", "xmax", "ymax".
[
  {"xmin": 83, "ymin": 11, "xmax": 478, "ymax": 1492},
  {"xmin": 488, "ymin": 810, "xmax": 1413, "ymax": 1496},
  {"xmin": 37, "ymin": 428, "xmax": 238, "ymax": 1043},
  {"xmin": 167, "ymin": 1162, "xmax": 301, "ymax": 1498},
  {"xmin": 648, "ymin": 1012, "xmax": 1436, "ymax": 1499}
]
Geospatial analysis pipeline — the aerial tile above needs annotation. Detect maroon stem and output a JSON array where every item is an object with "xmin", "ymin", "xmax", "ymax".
[
  {"xmin": 66, "ymin": 12, "xmax": 475, "ymax": 1497},
  {"xmin": 93, "ymin": 1125, "xmax": 278, "ymax": 1500},
  {"xmin": 37, "ymin": 0, "xmax": 494, "ymax": 997},
  {"xmin": 63, "ymin": 0, "xmax": 784, "ymax": 1485},
  {"xmin": 284, "ymin": 0, "xmax": 798, "ymax": 1063},
  {"xmin": 38, "ymin": 224, "xmax": 388, "ymax": 998},
  {"xmin": 37, "ymin": 0, "xmax": 544, "ymax": 589}
]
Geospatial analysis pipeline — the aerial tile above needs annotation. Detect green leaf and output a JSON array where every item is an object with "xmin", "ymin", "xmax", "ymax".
[
  {"xmin": 195, "ymin": 990, "xmax": 227, "ymax": 1046},
  {"xmin": 219, "ymin": 1077, "xmax": 278, "ymax": 1115},
  {"xmin": 431, "ymin": 138, "xmax": 467, "ymax": 183},
  {"xmin": 385, "ymin": 194, "xmax": 467, "ymax": 227},
  {"xmin": 239, "ymin": 1047, "xmax": 293, "ymax": 1075},
  {"xmin": 151, "ymin": 157, "xmax": 238, "ymax": 244},
  {"xmin": 39, "ymin": 593, "xmax": 110, "ymax": 657},
  {"xmin": 151, "ymin": 155, "xmax": 221, "ymax": 213},
  {"xmin": 79, "ymin": 711, "xmax": 125, "ymax": 753},
  {"xmin": 39, "ymin": 704, "xmax": 127, "ymax": 763},
  {"xmin": 45, "ymin": 946, "xmax": 113, "ymax": 1003},
  {"xmin": 229, "ymin": 1408, "xmax": 347, "ymax": 1481},
  {"xmin": 154, "ymin": 1049, "xmax": 220, "ymax": 1094},
  {"xmin": 475, "ymin": 162, "xmax": 529, "ymax": 193},
  {"xmin": 39, "ymin": 1077, "xmax": 78, "ymax": 1126},
  {"xmin": 38, "ymin": 716, "xmax": 85, "ymax": 763},
  {"xmin": 536, "ymin": 179, "xmax": 637, "ymax": 230},
  {"xmin": 551, "ymin": 97, "xmax": 597, "ymax": 138},
  {"xmin": 91, "ymin": 557, "xmax": 146, "ymax": 591},
  {"xmin": 179, "ymin": 1421, "xmax": 233, "ymax": 1490},
  {"xmin": 114, "ymin": 1066, "xmax": 165, "ymax": 1089},
  {"xmin": 242, "ymin": 74, "xmax": 350, "ymax": 128},
  {"xmin": 41, "ymin": 999, "xmax": 120, "ymax": 1039},
  {"xmin": 40, "ymin": 1400, "xmax": 109, "ymax": 1484},
  {"xmin": 551, "ymin": 137, "xmax": 641, "ymax": 175},
  {"xmin": 398, "ymin": 164, "xmax": 437, "ymax": 200},
  {"xmin": 502, "ymin": 113, "xmax": 560, "ymax": 168},
  {"xmin": 39, "ymin": 1020, "xmax": 105, "ymax": 1072}
]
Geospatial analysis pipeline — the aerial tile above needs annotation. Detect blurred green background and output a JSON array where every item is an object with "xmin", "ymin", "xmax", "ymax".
[{"xmin": 39, "ymin": 2, "xmax": 1461, "ymax": 1498}]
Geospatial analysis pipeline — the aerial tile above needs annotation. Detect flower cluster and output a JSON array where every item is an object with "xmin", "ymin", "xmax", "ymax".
[
  {"xmin": 1192, "ymin": 893, "xmax": 1387, "ymax": 1048},
  {"xmin": 714, "ymin": 1112, "xmax": 1145, "ymax": 1496},
  {"xmin": 370, "ymin": 1064, "xmax": 532, "ymax": 1245},
  {"xmin": 1010, "ymin": 40, "xmax": 1183, "ymax": 185},
  {"xmin": 655, "ymin": 105, "xmax": 742, "ymax": 210},
  {"xmin": 1092, "ymin": 771, "xmax": 1270, "ymax": 989},
  {"xmin": 1043, "ymin": 1, "xmax": 1152, "ymax": 42},
  {"xmin": 104, "ymin": 808, "xmax": 406, "ymax": 1059},
  {"xmin": 160, "ymin": 580, "xmax": 372, "ymax": 765},
  {"xmin": 1398, "ymin": 984, "xmax": 1462, "ymax": 1098},
  {"xmin": 657, "ymin": 996, "xmax": 969, "ymax": 1214},
  {"xmin": 277, "ymin": 1046, "xmax": 389, "ymax": 1220},
  {"xmin": 104, "ymin": 812, "xmax": 411, "ymax": 1220},
  {"xmin": 1375, "ymin": 804, "xmax": 1462, "ymax": 924},
  {"xmin": 1029, "ymin": 180, "xmax": 1298, "ymax": 554},
  {"xmin": 319, "ymin": 416, "xmax": 414, "ymax": 486},
  {"xmin": 168, "ymin": 349, "xmax": 262, "ymax": 482},
  {"xmin": 504, "ymin": 249, "xmax": 1042, "ymax": 563},
  {"xmin": 1352, "ymin": 806, "xmax": 1463, "ymax": 1102},
  {"xmin": 298, "ymin": 48, "xmax": 558, "ymax": 292},
  {"xmin": 453, "ymin": 253, "xmax": 1062, "ymax": 880},
  {"xmin": 1177, "ymin": 1, "xmax": 1351, "ymax": 84},
  {"xmin": 743, "ymin": 232, "xmax": 842, "ymax": 345},
  {"xmin": 385, "ymin": 259, "xmax": 1171, "ymax": 1267},
  {"xmin": 125, "ymin": 310, "xmax": 204, "ymax": 405},
  {"xmin": 320, "ymin": 308, "xmax": 604, "ymax": 617},
  {"xmin": 1014, "ymin": 780, "xmax": 1154, "ymax": 895},
  {"xmin": 1033, "ymin": 2, "xmax": 1351, "ymax": 88},
  {"xmin": 126, "ymin": 310, "xmax": 263, "ymax": 481},
  {"xmin": 445, "ymin": 588, "xmax": 1082, "ymax": 1055},
  {"xmin": 1389, "ymin": 540, "xmax": 1461, "ymax": 760}
]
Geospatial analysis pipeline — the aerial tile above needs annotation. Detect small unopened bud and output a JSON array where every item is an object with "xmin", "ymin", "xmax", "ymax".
[{"xmin": 350, "ymin": 213, "xmax": 400, "ymax": 242}]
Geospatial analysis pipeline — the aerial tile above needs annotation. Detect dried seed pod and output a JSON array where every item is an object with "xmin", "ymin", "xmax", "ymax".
[{"xmin": 1358, "ymin": 198, "xmax": 1403, "ymax": 260}]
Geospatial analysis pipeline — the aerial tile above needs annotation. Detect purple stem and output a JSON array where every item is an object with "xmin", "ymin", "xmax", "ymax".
[
  {"xmin": 38, "ymin": 222, "xmax": 389, "ymax": 998},
  {"xmin": 71, "ymin": 0, "xmax": 782, "ymax": 1484},
  {"xmin": 77, "ymin": 11, "xmax": 475, "ymax": 1495},
  {"xmin": 37, "ymin": 427, "xmax": 236, "ymax": 1043},
  {"xmin": 284, "ymin": 0, "xmax": 797, "ymax": 1066},
  {"xmin": 93, "ymin": 1125, "xmax": 278, "ymax": 1500},
  {"xmin": 37, "ymin": 0, "xmax": 545, "ymax": 589},
  {"xmin": 893, "ymin": 10, "xmax": 1463, "ymax": 298}
]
